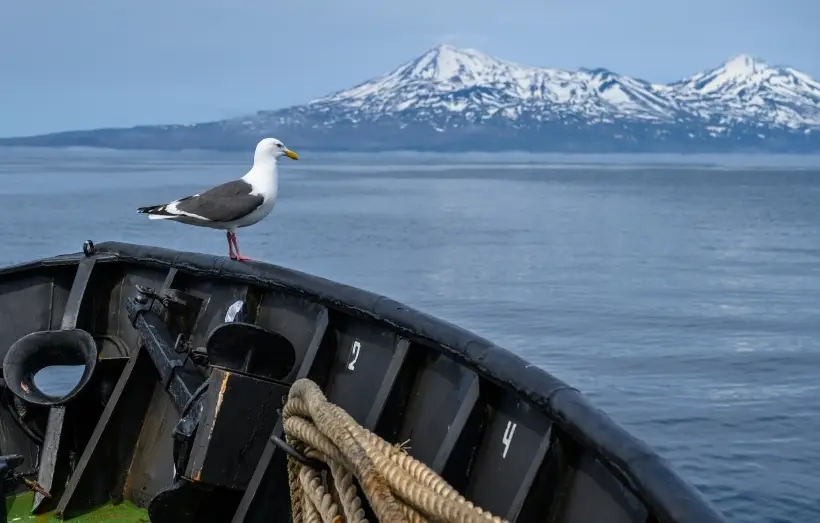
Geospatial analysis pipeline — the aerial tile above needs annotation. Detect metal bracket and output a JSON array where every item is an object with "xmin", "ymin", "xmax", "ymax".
[
  {"xmin": 125, "ymin": 293, "xmax": 206, "ymax": 414},
  {"xmin": 129, "ymin": 286, "xmax": 158, "ymax": 327},
  {"xmin": 0, "ymin": 454, "xmax": 25, "ymax": 485},
  {"xmin": 82, "ymin": 240, "xmax": 96, "ymax": 257},
  {"xmin": 161, "ymin": 363, "xmax": 184, "ymax": 392},
  {"xmin": 0, "ymin": 454, "xmax": 51, "ymax": 523},
  {"xmin": 269, "ymin": 433, "xmax": 329, "ymax": 473},
  {"xmin": 129, "ymin": 285, "xmax": 195, "ymax": 325},
  {"xmin": 171, "ymin": 382, "xmax": 210, "ymax": 481}
]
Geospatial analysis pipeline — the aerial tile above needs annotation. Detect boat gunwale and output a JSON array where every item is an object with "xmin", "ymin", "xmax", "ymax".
[{"xmin": 0, "ymin": 241, "xmax": 727, "ymax": 523}]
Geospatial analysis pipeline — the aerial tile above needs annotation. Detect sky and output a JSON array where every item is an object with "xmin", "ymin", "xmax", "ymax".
[{"xmin": 1, "ymin": 0, "xmax": 818, "ymax": 137}]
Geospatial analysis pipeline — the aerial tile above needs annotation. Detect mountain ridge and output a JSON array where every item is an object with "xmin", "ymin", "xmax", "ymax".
[{"xmin": 3, "ymin": 44, "xmax": 819, "ymax": 153}]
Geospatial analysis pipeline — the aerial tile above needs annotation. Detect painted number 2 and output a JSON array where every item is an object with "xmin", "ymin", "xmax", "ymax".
[
  {"xmin": 502, "ymin": 421, "xmax": 516, "ymax": 459},
  {"xmin": 347, "ymin": 340, "xmax": 361, "ymax": 371}
]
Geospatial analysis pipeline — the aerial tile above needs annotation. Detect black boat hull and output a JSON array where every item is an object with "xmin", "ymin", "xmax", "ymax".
[{"xmin": 0, "ymin": 241, "xmax": 728, "ymax": 523}]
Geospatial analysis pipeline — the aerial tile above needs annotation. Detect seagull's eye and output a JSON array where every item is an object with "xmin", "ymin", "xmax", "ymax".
[{"xmin": 277, "ymin": 143, "xmax": 284, "ymax": 148}]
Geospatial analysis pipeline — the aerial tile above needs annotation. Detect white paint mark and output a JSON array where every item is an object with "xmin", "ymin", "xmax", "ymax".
[
  {"xmin": 225, "ymin": 300, "xmax": 244, "ymax": 322},
  {"xmin": 347, "ymin": 340, "xmax": 361, "ymax": 371},
  {"xmin": 502, "ymin": 421, "xmax": 516, "ymax": 458}
]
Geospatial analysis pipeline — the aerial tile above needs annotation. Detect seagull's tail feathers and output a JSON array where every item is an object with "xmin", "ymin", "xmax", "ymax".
[{"xmin": 137, "ymin": 203, "xmax": 180, "ymax": 220}]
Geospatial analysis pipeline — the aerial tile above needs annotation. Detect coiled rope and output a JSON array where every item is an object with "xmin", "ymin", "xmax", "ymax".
[{"xmin": 282, "ymin": 378, "xmax": 511, "ymax": 523}]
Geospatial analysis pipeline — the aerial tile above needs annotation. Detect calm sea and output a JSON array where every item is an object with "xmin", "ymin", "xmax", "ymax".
[{"xmin": 1, "ymin": 147, "xmax": 819, "ymax": 522}]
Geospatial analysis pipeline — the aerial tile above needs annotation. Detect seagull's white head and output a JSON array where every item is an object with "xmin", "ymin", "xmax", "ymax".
[{"xmin": 255, "ymin": 137, "xmax": 299, "ymax": 162}]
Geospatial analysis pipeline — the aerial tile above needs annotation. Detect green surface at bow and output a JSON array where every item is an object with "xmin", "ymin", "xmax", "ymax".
[{"xmin": 5, "ymin": 492, "xmax": 150, "ymax": 522}]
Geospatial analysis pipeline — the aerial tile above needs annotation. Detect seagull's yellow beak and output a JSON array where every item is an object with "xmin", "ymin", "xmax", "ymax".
[{"xmin": 285, "ymin": 149, "xmax": 299, "ymax": 160}]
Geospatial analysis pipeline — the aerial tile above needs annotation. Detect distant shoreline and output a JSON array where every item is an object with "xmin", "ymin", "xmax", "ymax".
[
  {"xmin": 3, "ymin": 145, "xmax": 820, "ymax": 172},
  {"xmin": 2, "ymin": 143, "xmax": 820, "ymax": 156}
]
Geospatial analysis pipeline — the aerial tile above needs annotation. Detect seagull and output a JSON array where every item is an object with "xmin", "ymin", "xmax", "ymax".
[{"xmin": 136, "ymin": 137, "xmax": 299, "ymax": 261}]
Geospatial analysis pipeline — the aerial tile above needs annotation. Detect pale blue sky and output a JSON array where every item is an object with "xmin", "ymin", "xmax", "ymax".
[{"xmin": 1, "ymin": 0, "xmax": 818, "ymax": 137}]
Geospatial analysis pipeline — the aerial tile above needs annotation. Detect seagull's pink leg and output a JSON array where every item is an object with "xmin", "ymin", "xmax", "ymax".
[
  {"xmin": 226, "ymin": 231, "xmax": 236, "ymax": 259},
  {"xmin": 229, "ymin": 232, "xmax": 253, "ymax": 262}
]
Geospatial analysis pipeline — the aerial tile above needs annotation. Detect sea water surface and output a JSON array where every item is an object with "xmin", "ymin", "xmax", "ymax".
[{"xmin": 1, "ymin": 147, "xmax": 819, "ymax": 522}]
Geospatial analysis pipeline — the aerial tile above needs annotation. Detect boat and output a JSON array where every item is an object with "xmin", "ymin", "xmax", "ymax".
[{"xmin": 0, "ymin": 240, "xmax": 728, "ymax": 523}]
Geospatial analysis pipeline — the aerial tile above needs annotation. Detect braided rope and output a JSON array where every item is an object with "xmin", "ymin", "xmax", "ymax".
[{"xmin": 283, "ymin": 378, "xmax": 510, "ymax": 523}]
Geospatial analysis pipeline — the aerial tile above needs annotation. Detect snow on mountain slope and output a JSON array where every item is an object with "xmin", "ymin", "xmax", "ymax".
[
  {"xmin": 668, "ymin": 54, "xmax": 820, "ymax": 129},
  {"xmin": 295, "ymin": 45, "xmax": 820, "ymax": 132},
  {"xmin": 306, "ymin": 45, "xmax": 682, "ymax": 125}
]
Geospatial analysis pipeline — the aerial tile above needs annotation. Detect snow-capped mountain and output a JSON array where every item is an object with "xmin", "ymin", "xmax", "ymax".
[
  {"xmin": 3, "ymin": 45, "xmax": 820, "ymax": 153},
  {"xmin": 668, "ymin": 54, "xmax": 820, "ymax": 129},
  {"xmin": 306, "ymin": 45, "xmax": 681, "ymax": 124}
]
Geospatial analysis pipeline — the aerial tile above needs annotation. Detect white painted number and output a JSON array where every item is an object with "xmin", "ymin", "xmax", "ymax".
[
  {"xmin": 502, "ymin": 421, "xmax": 516, "ymax": 459},
  {"xmin": 347, "ymin": 340, "xmax": 361, "ymax": 371}
]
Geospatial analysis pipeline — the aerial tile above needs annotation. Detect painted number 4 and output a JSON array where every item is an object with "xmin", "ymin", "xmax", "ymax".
[
  {"xmin": 502, "ymin": 421, "xmax": 516, "ymax": 459},
  {"xmin": 347, "ymin": 340, "xmax": 361, "ymax": 371}
]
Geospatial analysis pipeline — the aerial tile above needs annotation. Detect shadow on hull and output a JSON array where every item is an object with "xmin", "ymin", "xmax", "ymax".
[{"xmin": 0, "ymin": 241, "xmax": 728, "ymax": 523}]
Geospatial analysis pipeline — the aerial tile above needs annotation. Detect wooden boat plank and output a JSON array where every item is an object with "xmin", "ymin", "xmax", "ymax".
[
  {"xmin": 55, "ymin": 347, "xmax": 159, "ymax": 517},
  {"xmin": 106, "ymin": 267, "xmax": 173, "ymax": 352},
  {"xmin": 231, "ymin": 307, "xmax": 330, "ymax": 523},
  {"xmin": 456, "ymin": 390, "xmax": 554, "ymax": 518},
  {"xmin": 0, "ymin": 273, "xmax": 65, "ymax": 358},
  {"xmin": 162, "ymin": 268, "xmax": 179, "ymax": 291},
  {"xmin": 34, "ymin": 258, "xmax": 96, "ymax": 513},
  {"xmin": 512, "ymin": 427, "xmax": 579, "ymax": 521},
  {"xmin": 59, "ymin": 258, "xmax": 95, "ymax": 331},
  {"xmin": 0, "ymin": 271, "xmax": 72, "ymax": 474},
  {"xmin": 31, "ymin": 406, "xmax": 66, "ymax": 513},
  {"xmin": 122, "ymin": 380, "xmax": 180, "ymax": 508},
  {"xmin": 169, "ymin": 279, "xmax": 251, "ymax": 349},
  {"xmin": 364, "ymin": 337, "xmax": 410, "ymax": 430},
  {"xmin": 389, "ymin": 351, "xmax": 480, "ymax": 471},
  {"xmin": 323, "ymin": 319, "xmax": 402, "ymax": 424},
  {"xmin": 557, "ymin": 451, "xmax": 649, "ymax": 522},
  {"xmin": 47, "ymin": 269, "xmax": 75, "ymax": 330},
  {"xmin": 254, "ymin": 290, "xmax": 328, "ymax": 383},
  {"xmin": 507, "ymin": 425, "xmax": 553, "ymax": 520}
]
